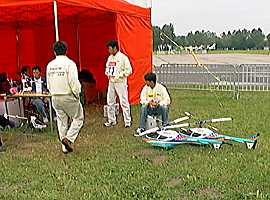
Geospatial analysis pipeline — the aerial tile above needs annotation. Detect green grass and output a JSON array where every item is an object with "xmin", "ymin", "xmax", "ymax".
[{"xmin": 1, "ymin": 90, "xmax": 270, "ymax": 199}]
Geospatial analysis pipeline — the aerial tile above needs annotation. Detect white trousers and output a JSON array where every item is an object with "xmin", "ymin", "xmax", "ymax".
[
  {"xmin": 107, "ymin": 80, "xmax": 131, "ymax": 124},
  {"xmin": 52, "ymin": 95, "xmax": 84, "ymax": 143}
]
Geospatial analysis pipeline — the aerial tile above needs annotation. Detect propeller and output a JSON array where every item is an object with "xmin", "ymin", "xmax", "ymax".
[
  {"xmin": 184, "ymin": 112, "xmax": 232, "ymax": 129},
  {"xmin": 4, "ymin": 113, "xmax": 28, "ymax": 120},
  {"xmin": 147, "ymin": 115, "xmax": 190, "ymax": 124},
  {"xmin": 139, "ymin": 113, "xmax": 232, "ymax": 136},
  {"xmin": 138, "ymin": 114, "xmax": 190, "ymax": 136}
]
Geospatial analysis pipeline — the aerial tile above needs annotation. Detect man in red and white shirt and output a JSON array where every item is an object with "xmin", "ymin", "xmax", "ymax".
[{"xmin": 104, "ymin": 40, "xmax": 132, "ymax": 128}]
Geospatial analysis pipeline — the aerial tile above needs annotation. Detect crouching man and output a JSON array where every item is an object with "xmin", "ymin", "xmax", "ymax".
[
  {"xmin": 46, "ymin": 41, "xmax": 84, "ymax": 153},
  {"xmin": 135, "ymin": 72, "xmax": 171, "ymax": 135}
]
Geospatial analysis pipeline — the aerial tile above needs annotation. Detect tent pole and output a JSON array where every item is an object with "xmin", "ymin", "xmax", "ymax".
[
  {"xmin": 53, "ymin": 0, "xmax": 59, "ymax": 41},
  {"xmin": 76, "ymin": 23, "xmax": 82, "ymax": 71},
  {"xmin": 115, "ymin": 14, "xmax": 120, "ymax": 49},
  {"xmin": 16, "ymin": 23, "xmax": 20, "ymax": 72}
]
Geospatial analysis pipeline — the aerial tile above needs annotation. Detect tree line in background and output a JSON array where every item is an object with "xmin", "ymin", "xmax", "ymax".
[{"xmin": 153, "ymin": 23, "xmax": 270, "ymax": 51}]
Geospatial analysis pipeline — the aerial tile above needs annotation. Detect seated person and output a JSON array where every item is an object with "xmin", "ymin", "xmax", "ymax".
[
  {"xmin": 0, "ymin": 72, "xmax": 10, "ymax": 93},
  {"xmin": 78, "ymin": 69, "xmax": 97, "ymax": 105},
  {"xmin": 20, "ymin": 65, "xmax": 32, "ymax": 92},
  {"xmin": 136, "ymin": 72, "xmax": 171, "ymax": 134},
  {"xmin": 31, "ymin": 66, "xmax": 49, "ymax": 123}
]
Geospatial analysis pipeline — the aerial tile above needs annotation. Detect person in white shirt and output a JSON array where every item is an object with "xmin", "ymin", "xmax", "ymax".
[
  {"xmin": 31, "ymin": 66, "xmax": 49, "ymax": 123},
  {"xmin": 46, "ymin": 41, "xmax": 84, "ymax": 153},
  {"xmin": 104, "ymin": 40, "xmax": 132, "ymax": 128},
  {"xmin": 136, "ymin": 72, "xmax": 171, "ymax": 134},
  {"xmin": 20, "ymin": 66, "xmax": 32, "ymax": 92}
]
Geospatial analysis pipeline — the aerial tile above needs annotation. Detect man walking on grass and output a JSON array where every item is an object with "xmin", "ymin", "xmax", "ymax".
[{"xmin": 46, "ymin": 41, "xmax": 84, "ymax": 153}]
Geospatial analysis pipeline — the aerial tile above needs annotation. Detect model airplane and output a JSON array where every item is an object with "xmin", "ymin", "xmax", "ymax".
[
  {"xmin": 4, "ymin": 114, "xmax": 47, "ymax": 129},
  {"xmin": 138, "ymin": 113, "xmax": 259, "ymax": 150}
]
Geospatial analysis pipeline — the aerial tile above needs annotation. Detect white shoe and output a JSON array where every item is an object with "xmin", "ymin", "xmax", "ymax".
[
  {"xmin": 125, "ymin": 122, "xmax": 131, "ymax": 128},
  {"xmin": 104, "ymin": 121, "xmax": 117, "ymax": 127},
  {"xmin": 62, "ymin": 144, "xmax": 68, "ymax": 153},
  {"xmin": 134, "ymin": 128, "xmax": 145, "ymax": 136},
  {"xmin": 43, "ymin": 117, "xmax": 49, "ymax": 123}
]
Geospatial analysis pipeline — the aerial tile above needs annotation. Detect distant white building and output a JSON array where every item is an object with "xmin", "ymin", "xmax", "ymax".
[{"xmin": 207, "ymin": 43, "xmax": 216, "ymax": 50}]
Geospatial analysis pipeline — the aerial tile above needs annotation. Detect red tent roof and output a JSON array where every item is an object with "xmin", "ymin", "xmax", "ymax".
[{"xmin": 0, "ymin": 0, "xmax": 150, "ymax": 19}]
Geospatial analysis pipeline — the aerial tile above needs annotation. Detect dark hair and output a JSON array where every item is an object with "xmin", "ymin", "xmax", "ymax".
[
  {"xmin": 106, "ymin": 40, "xmax": 118, "ymax": 50},
  {"xmin": 53, "ymin": 41, "xmax": 67, "ymax": 55},
  {"xmin": 144, "ymin": 72, "xmax": 157, "ymax": 84},
  {"xmin": 21, "ymin": 66, "xmax": 30, "ymax": 75},
  {"xmin": 79, "ymin": 69, "xmax": 96, "ymax": 84},
  {"xmin": 32, "ymin": 65, "xmax": 41, "ymax": 72},
  {"xmin": 0, "ymin": 72, "xmax": 7, "ymax": 82}
]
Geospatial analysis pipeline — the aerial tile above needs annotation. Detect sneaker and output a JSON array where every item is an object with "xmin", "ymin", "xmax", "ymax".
[
  {"xmin": 134, "ymin": 128, "xmax": 145, "ymax": 137},
  {"xmin": 125, "ymin": 123, "xmax": 131, "ymax": 128},
  {"xmin": 104, "ymin": 121, "xmax": 117, "ymax": 127},
  {"xmin": 43, "ymin": 117, "xmax": 49, "ymax": 123},
  {"xmin": 61, "ymin": 138, "xmax": 73, "ymax": 152},
  {"xmin": 61, "ymin": 144, "xmax": 68, "ymax": 154}
]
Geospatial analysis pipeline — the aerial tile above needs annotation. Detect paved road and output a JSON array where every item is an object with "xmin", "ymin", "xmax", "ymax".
[
  {"xmin": 153, "ymin": 54, "xmax": 270, "ymax": 87},
  {"xmin": 153, "ymin": 54, "xmax": 270, "ymax": 66}
]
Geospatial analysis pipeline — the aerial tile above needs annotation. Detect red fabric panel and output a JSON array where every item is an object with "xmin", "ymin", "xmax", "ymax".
[
  {"xmin": 0, "ymin": 2, "xmax": 54, "ymax": 23},
  {"xmin": 34, "ymin": 26, "xmax": 55, "ymax": 73},
  {"xmin": 0, "ymin": 0, "xmax": 150, "ymax": 20},
  {"xmin": 18, "ymin": 25, "xmax": 54, "ymax": 76},
  {"xmin": 116, "ymin": 14, "xmax": 152, "ymax": 104},
  {"xmin": 18, "ymin": 28, "xmax": 37, "ymax": 69},
  {"xmin": 0, "ymin": 25, "xmax": 54, "ymax": 80},
  {"xmin": 57, "ymin": 0, "xmax": 150, "ymax": 18},
  {"xmin": 0, "ymin": 0, "xmax": 52, "ymax": 6},
  {"xmin": 0, "ymin": 1, "xmax": 55, "ymax": 77},
  {"xmin": 59, "ymin": 21, "xmax": 79, "ymax": 65},
  {"xmin": 79, "ymin": 12, "xmax": 117, "ymax": 91},
  {"xmin": 0, "ymin": 27, "xmax": 17, "ymax": 79}
]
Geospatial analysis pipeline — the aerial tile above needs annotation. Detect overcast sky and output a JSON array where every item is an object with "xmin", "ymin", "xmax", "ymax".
[{"xmin": 152, "ymin": 0, "xmax": 270, "ymax": 36}]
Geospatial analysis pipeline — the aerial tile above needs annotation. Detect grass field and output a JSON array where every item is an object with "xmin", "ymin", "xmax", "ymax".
[{"xmin": 0, "ymin": 90, "xmax": 270, "ymax": 199}]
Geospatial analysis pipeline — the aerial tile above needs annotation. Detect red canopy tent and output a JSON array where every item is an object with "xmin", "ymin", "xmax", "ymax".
[{"xmin": 0, "ymin": 0, "xmax": 152, "ymax": 104}]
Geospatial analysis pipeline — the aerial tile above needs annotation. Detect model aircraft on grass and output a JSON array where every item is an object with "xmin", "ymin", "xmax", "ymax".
[
  {"xmin": 137, "ymin": 113, "xmax": 259, "ymax": 150},
  {"xmin": 3, "ymin": 113, "xmax": 47, "ymax": 130}
]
